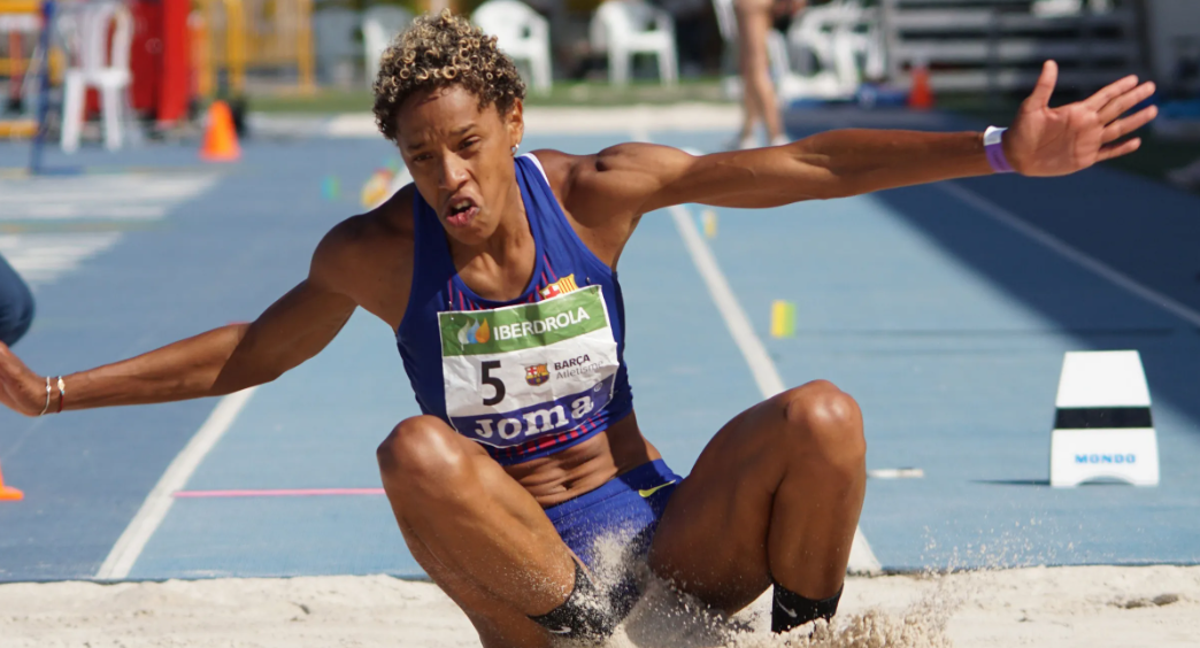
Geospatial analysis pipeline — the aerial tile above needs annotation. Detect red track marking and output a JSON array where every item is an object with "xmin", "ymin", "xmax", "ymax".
[{"xmin": 173, "ymin": 488, "xmax": 385, "ymax": 498}]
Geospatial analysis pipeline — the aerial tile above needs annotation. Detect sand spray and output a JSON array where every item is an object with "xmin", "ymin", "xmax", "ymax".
[{"xmin": 562, "ymin": 527, "xmax": 964, "ymax": 648}]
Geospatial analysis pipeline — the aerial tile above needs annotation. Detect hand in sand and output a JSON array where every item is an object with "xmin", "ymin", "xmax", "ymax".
[{"xmin": 1004, "ymin": 60, "xmax": 1158, "ymax": 177}]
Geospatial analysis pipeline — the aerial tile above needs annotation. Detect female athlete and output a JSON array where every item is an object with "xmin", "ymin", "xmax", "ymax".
[{"xmin": 0, "ymin": 11, "xmax": 1156, "ymax": 647}]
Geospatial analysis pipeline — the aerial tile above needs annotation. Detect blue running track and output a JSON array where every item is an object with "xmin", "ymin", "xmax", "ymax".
[{"xmin": 1, "ymin": 111, "xmax": 1198, "ymax": 582}]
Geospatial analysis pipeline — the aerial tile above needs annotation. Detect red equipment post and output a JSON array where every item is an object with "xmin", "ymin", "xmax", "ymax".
[
  {"xmin": 129, "ymin": 0, "xmax": 191, "ymax": 126},
  {"xmin": 158, "ymin": 0, "xmax": 189, "ymax": 124}
]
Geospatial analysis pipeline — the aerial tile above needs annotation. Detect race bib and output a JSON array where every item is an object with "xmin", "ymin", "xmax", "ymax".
[{"xmin": 438, "ymin": 285, "xmax": 619, "ymax": 448}]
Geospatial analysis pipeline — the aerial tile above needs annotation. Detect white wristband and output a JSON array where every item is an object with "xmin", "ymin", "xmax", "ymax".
[{"xmin": 984, "ymin": 126, "xmax": 1014, "ymax": 173}]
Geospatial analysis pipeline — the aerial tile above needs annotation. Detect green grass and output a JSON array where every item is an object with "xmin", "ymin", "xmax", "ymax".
[
  {"xmin": 520, "ymin": 78, "xmax": 730, "ymax": 106},
  {"xmin": 248, "ymin": 89, "xmax": 375, "ymax": 114},
  {"xmin": 245, "ymin": 78, "xmax": 732, "ymax": 113}
]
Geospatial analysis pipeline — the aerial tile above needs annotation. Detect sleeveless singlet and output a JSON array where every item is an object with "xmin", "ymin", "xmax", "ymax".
[{"xmin": 396, "ymin": 154, "xmax": 634, "ymax": 465}]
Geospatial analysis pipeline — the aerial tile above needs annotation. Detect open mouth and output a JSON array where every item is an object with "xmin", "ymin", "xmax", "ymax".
[{"xmin": 445, "ymin": 199, "xmax": 479, "ymax": 228}]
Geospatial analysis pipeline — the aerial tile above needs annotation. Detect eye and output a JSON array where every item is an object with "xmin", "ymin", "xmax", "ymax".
[
  {"xmin": 411, "ymin": 152, "xmax": 432, "ymax": 163},
  {"xmin": 458, "ymin": 138, "xmax": 479, "ymax": 151}
]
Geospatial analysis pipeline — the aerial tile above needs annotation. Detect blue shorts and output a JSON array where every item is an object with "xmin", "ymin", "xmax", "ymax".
[{"xmin": 545, "ymin": 459, "xmax": 682, "ymax": 572}]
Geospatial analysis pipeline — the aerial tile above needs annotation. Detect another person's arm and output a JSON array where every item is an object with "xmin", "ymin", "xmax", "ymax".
[
  {"xmin": 0, "ymin": 223, "xmax": 360, "ymax": 417},
  {"xmin": 604, "ymin": 62, "xmax": 1157, "ymax": 213},
  {"xmin": 0, "ymin": 252, "xmax": 35, "ymax": 348}
]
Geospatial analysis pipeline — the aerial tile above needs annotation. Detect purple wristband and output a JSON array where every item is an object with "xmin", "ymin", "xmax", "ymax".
[{"xmin": 984, "ymin": 126, "xmax": 1014, "ymax": 174}]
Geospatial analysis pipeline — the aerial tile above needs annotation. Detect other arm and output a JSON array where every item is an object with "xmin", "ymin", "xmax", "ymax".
[
  {"xmin": 0, "ymin": 223, "xmax": 362, "ymax": 416},
  {"xmin": 622, "ymin": 61, "xmax": 1157, "ymax": 212}
]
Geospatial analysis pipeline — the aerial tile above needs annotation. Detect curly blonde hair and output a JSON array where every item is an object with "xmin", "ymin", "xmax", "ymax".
[{"xmin": 372, "ymin": 10, "xmax": 526, "ymax": 143}]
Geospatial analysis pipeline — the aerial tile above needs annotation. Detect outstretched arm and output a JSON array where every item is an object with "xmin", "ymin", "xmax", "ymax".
[
  {"xmin": 623, "ymin": 61, "xmax": 1156, "ymax": 213},
  {"xmin": 0, "ymin": 224, "xmax": 360, "ymax": 417}
]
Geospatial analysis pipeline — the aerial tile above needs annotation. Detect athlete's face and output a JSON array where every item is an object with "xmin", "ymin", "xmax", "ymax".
[{"xmin": 395, "ymin": 85, "xmax": 524, "ymax": 244}]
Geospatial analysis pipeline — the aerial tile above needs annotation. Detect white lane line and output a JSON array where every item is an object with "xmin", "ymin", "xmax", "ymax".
[
  {"xmin": 0, "ymin": 175, "xmax": 218, "ymax": 220},
  {"xmin": 95, "ymin": 388, "xmax": 257, "ymax": 580},
  {"xmin": 940, "ymin": 181, "xmax": 1200, "ymax": 329},
  {"xmin": 0, "ymin": 173, "xmax": 218, "ymax": 289},
  {"xmin": 669, "ymin": 205, "xmax": 882, "ymax": 575},
  {"xmin": 0, "ymin": 233, "xmax": 124, "ymax": 285}
]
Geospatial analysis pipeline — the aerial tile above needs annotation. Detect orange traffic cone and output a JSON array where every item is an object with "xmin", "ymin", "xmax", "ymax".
[
  {"xmin": 0, "ymin": 461, "xmax": 23, "ymax": 501},
  {"xmin": 908, "ymin": 63, "xmax": 935, "ymax": 111},
  {"xmin": 200, "ymin": 100, "xmax": 241, "ymax": 162}
]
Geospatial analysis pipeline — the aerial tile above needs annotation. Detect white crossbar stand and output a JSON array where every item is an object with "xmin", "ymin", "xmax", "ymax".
[{"xmin": 1050, "ymin": 350, "xmax": 1159, "ymax": 488}]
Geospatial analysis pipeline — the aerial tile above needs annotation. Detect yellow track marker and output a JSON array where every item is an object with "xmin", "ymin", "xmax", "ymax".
[
  {"xmin": 701, "ymin": 209, "xmax": 717, "ymax": 239},
  {"xmin": 770, "ymin": 300, "xmax": 796, "ymax": 338},
  {"xmin": 360, "ymin": 169, "xmax": 394, "ymax": 208}
]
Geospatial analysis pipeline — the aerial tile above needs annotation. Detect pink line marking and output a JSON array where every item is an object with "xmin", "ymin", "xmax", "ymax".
[{"xmin": 173, "ymin": 488, "xmax": 385, "ymax": 498}]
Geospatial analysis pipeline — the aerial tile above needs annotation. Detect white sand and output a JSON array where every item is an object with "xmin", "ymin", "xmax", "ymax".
[{"xmin": 1, "ymin": 566, "xmax": 1196, "ymax": 648}]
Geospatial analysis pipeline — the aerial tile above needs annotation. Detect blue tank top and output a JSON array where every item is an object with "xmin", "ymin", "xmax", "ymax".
[{"xmin": 396, "ymin": 154, "xmax": 634, "ymax": 465}]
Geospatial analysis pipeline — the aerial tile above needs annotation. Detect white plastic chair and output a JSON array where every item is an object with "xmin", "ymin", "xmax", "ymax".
[
  {"xmin": 472, "ymin": 0, "xmax": 552, "ymax": 93},
  {"xmin": 60, "ymin": 1, "xmax": 133, "ymax": 152},
  {"xmin": 781, "ymin": 1, "xmax": 860, "ymax": 101},
  {"xmin": 362, "ymin": 5, "xmax": 412, "ymax": 86},
  {"xmin": 589, "ymin": 0, "xmax": 678, "ymax": 86},
  {"xmin": 1032, "ymin": 0, "xmax": 1111, "ymax": 16},
  {"xmin": 313, "ymin": 7, "xmax": 361, "ymax": 85},
  {"xmin": 711, "ymin": 0, "xmax": 867, "ymax": 104}
]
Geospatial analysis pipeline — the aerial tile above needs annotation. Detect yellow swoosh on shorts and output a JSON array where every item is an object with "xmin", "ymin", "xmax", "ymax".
[{"xmin": 638, "ymin": 480, "xmax": 677, "ymax": 498}]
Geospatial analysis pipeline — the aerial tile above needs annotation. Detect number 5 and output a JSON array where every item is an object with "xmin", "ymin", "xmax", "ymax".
[{"xmin": 481, "ymin": 360, "xmax": 506, "ymax": 406}]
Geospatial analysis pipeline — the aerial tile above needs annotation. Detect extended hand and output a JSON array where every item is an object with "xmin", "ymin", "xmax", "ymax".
[
  {"xmin": 0, "ymin": 342, "xmax": 44, "ymax": 417},
  {"xmin": 1004, "ymin": 61, "xmax": 1157, "ymax": 177}
]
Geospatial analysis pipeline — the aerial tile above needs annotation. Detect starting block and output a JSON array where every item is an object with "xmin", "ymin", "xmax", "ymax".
[{"xmin": 1049, "ymin": 350, "xmax": 1159, "ymax": 488}]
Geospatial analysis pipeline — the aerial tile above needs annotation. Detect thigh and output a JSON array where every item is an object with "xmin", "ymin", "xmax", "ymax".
[
  {"xmin": 398, "ymin": 518, "xmax": 556, "ymax": 648},
  {"xmin": 379, "ymin": 418, "xmax": 574, "ymax": 648},
  {"xmin": 647, "ymin": 395, "xmax": 791, "ymax": 611}
]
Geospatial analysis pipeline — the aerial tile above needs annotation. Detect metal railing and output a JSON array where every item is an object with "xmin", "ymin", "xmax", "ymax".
[{"xmin": 881, "ymin": 0, "xmax": 1144, "ymax": 94}]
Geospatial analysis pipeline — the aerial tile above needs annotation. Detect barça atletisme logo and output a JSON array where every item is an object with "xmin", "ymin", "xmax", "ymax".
[{"xmin": 525, "ymin": 364, "xmax": 550, "ymax": 386}]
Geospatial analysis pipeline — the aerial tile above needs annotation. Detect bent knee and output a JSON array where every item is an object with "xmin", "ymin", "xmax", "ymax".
[
  {"xmin": 376, "ymin": 416, "xmax": 469, "ymax": 484},
  {"xmin": 777, "ymin": 380, "xmax": 865, "ymax": 466}
]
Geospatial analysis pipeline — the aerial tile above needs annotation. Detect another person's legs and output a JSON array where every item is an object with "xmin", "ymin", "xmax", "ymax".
[
  {"xmin": 734, "ymin": 0, "xmax": 786, "ymax": 148},
  {"xmin": 376, "ymin": 416, "xmax": 607, "ymax": 647},
  {"xmin": 0, "ymin": 253, "xmax": 34, "ymax": 347},
  {"xmin": 648, "ymin": 380, "xmax": 865, "ymax": 630}
]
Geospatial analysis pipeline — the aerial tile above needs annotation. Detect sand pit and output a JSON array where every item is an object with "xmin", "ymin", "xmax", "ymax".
[{"xmin": 1, "ymin": 565, "xmax": 1196, "ymax": 647}]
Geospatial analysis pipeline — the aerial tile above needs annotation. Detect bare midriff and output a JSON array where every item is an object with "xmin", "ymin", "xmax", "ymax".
[{"xmin": 502, "ymin": 410, "xmax": 661, "ymax": 508}]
